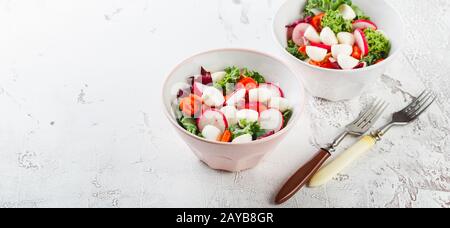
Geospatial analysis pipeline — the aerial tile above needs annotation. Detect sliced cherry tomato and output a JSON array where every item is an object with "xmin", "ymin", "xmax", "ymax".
[
  {"xmin": 311, "ymin": 13, "xmax": 325, "ymax": 32},
  {"xmin": 236, "ymin": 77, "xmax": 258, "ymax": 91},
  {"xmin": 352, "ymin": 45, "xmax": 362, "ymax": 60},
  {"xmin": 179, "ymin": 94, "xmax": 202, "ymax": 117},
  {"xmin": 298, "ymin": 45, "xmax": 307, "ymax": 55}
]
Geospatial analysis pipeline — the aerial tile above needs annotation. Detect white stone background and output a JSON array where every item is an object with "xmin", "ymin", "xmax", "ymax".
[{"xmin": 0, "ymin": 0, "xmax": 448, "ymax": 208}]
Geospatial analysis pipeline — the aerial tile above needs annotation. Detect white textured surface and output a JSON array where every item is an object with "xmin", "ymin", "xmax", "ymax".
[{"xmin": 0, "ymin": 0, "xmax": 448, "ymax": 208}]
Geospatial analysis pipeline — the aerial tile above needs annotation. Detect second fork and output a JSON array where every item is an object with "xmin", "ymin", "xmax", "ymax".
[{"xmin": 274, "ymin": 100, "xmax": 388, "ymax": 205}]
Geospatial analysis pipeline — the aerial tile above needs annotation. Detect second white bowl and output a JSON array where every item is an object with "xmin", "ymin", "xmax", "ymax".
[{"xmin": 273, "ymin": 0, "xmax": 405, "ymax": 101}]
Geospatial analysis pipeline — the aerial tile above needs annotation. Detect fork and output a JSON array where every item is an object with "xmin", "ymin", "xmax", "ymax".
[
  {"xmin": 274, "ymin": 100, "xmax": 388, "ymax": 205},
  {"xmin": 309, "ymin": 90, "xmax": 437, "ymax": 187}
]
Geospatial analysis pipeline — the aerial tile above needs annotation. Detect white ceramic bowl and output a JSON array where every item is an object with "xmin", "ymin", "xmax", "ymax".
[
  {"xmin": 273, "ymin": 0, "xmax": 405, "ymax": 101},
  {"xmin": 162, "ymin": 49, "xmax": 306, "ymax": 172}
]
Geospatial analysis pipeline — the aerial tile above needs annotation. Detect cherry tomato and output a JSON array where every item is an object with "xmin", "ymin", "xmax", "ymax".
[
  {"xmin": 237, "ymin": 77, "xmax": 258, "ymax": 91},
  {"xmin": 352, "ymin": 45, "xmax": 362, "ymax": 60},
  {"xmin": 311, "ymin": 13, "xmax": 325, "ymax": 32},
  {"xmin": 298, "ymin": 45, "xmax": 307, "ymax": 55}
]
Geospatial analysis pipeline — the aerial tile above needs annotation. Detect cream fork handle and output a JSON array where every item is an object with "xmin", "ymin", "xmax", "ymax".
[{"xmin": 308, "ymin": 136, "xmax": 377, "ymax": 187}]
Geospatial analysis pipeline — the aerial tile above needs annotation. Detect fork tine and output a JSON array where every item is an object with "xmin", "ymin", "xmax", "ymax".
[
  {"xmin": 361, "ymin": 101, "xmax": 388, "ymax": 129},
  {"xmin": 409, "ymin": 94, "xmax": 437, "ymax": 120},
  {"xmin": 407, "ymin": 91, "xmax": 434, "ymax": 115},
  {"xmin": 357, "ymin": 100, "xmax": 383, "ymax": 126},
  {"xmin": 351, "ymin": 99, "xmax": 378, "ymax": 124},
  {"xmin": 403, "ymin": 90, "xmax": 430, "ymax": 111},
  {"xmin": 355, "ymin": 99, "xmax": 381, "ymax": 126}
]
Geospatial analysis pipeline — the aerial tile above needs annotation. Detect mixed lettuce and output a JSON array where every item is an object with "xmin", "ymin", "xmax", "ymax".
[
  {"xmin": 178, "ymin": 117, "xmax": 200, "ymax": 136},
  {"xmin": 362, "ymin": 28, "xmax": 391, "ymax": 65},
  {"xmin": 287, "ymin": 40, "xmax": 308, "ymax": 60},
  {"xmin": 229, "ymin": 120, "xmax": 266, "ymax": 140},
  {"xmin": 304, "ymin": 0, "xmax": 353, "ymax": 16},
  {"xmin": 321, "ymin": 9, "xmax": 353, "ymax": 33},
  {"xmin": 351, "ymin": 5, "xmax": 370, "ymax": 20},
  {"xmin": 215, "ymin": 66, "xmax": 266, "ymax": 90},
  {"xmin": 242, "ymin": 68, "xmax": 266, "ymax": 84}
]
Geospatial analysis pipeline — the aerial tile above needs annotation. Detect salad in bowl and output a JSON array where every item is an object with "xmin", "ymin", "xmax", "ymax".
[
  {"xmin": 286, "ymin": 0, "xmax": 391, "ymax": 70},
  {"xmin": 173, "ymin": 67, "xmax": 293, "ymax": 143}
]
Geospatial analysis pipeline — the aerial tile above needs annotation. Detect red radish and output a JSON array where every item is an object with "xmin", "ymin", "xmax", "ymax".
[
  {"xmin": 236, "ymin": 109, "xmax": 259, "ymax": 125},
  {"xmin": 320, "ymin": 27, "xmax": 338, "ymax": 46},
  {"xmin": 354, "ymin": 29, "xmax": 369, "ymax": 57},
  {"xmin": 310, "ymin": 41, "xmax": 331, "ymax": 52},
  {"xmin": 337, "ymin": 32, "xmax": 355, "ymax": 46},
  {"xmin": 259, "ymin": 83, "xmax": 284, "ymax": 98},
  {"xmin": 268, "ymin": 97, "xmax": 291, "ymax": 112},
  {"xmin": 198, "ymin": 109, "xmax": 228, "ymax": 132},
  {"xmin": 338, "ymin": 4, "xmax": 356, "ymax": 20},
  {"xmin": 248, "ymin": 87, "xmax": 272, "ymax": 103},
  {"xmin": 232, "ymin": 134, "xmax": 253, "ymax": 143},
  {"xmin": 331, "ymin": 44, "xmax": 353, "ymax": 58},
  {"xmin": 337, "ymin": 55, "xmax": 360, "ymax": 70},
  {"xmin": 220, "ymin": 106, "xmax": 238, "ymax": 125},
  {"xmin": 201, "ymin": 125, "xmax": 222, "ymax": 141},
  {"xmin": 304, "ymin": 26, "xmax": 321, "ymax": 43},
  {"xmin": 246, "ymin": 102, "xmax": 268, "ymax": 113},
  {"xmin": 306, "ymin": 46, "xmax": 328, "ymax": 62},
  {"xmin": 225, "ymin": 88, "xmax": 246, "ymax": 107},
  {"xmin": 193, "ymin": 82, "xmax": 206, "ymax": 96},
  {"xmin": 202, "ymin": 86, "xmax": 225, "ymax": 107},
  {"xmin": 259, "ymin": 109, "xmax": 284, "ymax": 132},
  {"xmin": 292, "ymin": 23, "xmax": 311, "ymax": 46},
  {"xmin": 352, "ymin": 20, "xmax": 378, "ymax": 30},
  {"xmin": 257, "ymin": 131, "xmax": 275, "ymax": 140}
]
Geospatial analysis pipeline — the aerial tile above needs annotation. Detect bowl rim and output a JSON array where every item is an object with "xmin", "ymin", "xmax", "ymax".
[
  {"xmin": 271, "ymin": 0, "xmax": 406, "ymax": 73},
  {"xmin": 162, "ymin": 48, "xmax": 306, "ymax": 146}
]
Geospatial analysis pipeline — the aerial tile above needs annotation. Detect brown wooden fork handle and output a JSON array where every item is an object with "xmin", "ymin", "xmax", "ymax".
[{"xmin": 275, "ymin": 149, "xmax": 331, "ymax": 205}]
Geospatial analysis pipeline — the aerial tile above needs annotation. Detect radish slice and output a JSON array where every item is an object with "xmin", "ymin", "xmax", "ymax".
[
  {"xmin": 338, "ymin": 4, "xmax": 356, "ymax": 20},
  {"xmin": 259, "ymin": 109, "xmax": 284, "ymax": 132},
  {"xmin": 259, "ymin": 83, "xmax": 284, "ymax": 98},
  {"xmin": 292, "ymin": 23, "xmax": 311, "ymax": 46},
  {"xmin": 232, "ymin": 134, "xmax": 253, "ymax": 143},
  {"xmin": 352, "ymin": 20, "xmax": 378, "ymax": 30},
  {"xmin": 249, "ymin": 87, "xmax": 272, "ymax": 103},
  {"xmin": 268, "ymin": 97, "xmax": 292, "ymax": 112},
  {"xmin": 304, "ymin": 26, "xmax": 321, "ymax": 43},
  {"xmin": 220, "ymin": 106, "xmax": 238, "ymax": 125},
  {"xmin": 337, "ymin": 32, "xmax": 355, "ymax": 46},
  {"xmin": 198, "ymin": 110, "xmax": 228, "ymax": 132},
  {"xmin": 202, "ymin": 86, "xmax": 225, "ymax": 107},
  {"xmin": 211, "ymin": 71, "xmax": 226, "ymax": 84},
  {"xmin": 310, "ymin": 41, "xmax": 332, "ymax": 52},
  {"xmin": 337, "ymin": 54, "xmax": 360, "ymax": 70},
  {"xmin": 306, "ymin": 46, "xmax": 328, "ymax": 62},
  {"xmin": 225, "ymin": 89, "xmax": 246, "ymax": 107},
  {"xmin": 331, "ymin": 44, "xmax": 353, "ymax": 58},
  {"xmin": 202, "ymin": 125, "xmax": 222, "ymax": 141},
  {"xmin": 193, "ymin": 82, "xmax": 206, "ymax": 96},
  {"xmin": 320, "ymin": 27, "xmax": 338, "ymax": 46},
  {"xmin": 246, "ymin": 102, "xmax": 268, "ymax": 113},
  {"xmin": 354, "ymin": 29, "xmax": 369, "ymax": 57},
  {"xmin": 236, "ymin": 109, "xmax": 259, "ymax": 126}
]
